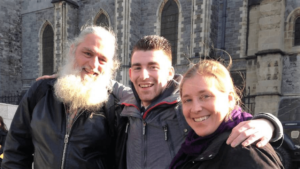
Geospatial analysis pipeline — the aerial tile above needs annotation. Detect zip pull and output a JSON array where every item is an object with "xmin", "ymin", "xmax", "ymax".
[
  {"xmin": 64, "ymin": 134, "xmax": 69, "ymax": 144},
  {"xmin": 143, "ymin": 121, "xmax": 147, "ymax": 135},
  {"xmin": 164, "ymin": 126, "xmax": 168, "ymax": 141},
  {"xmin": 125, "ymin": 122, "xmax": 129, "ymax": 133}
]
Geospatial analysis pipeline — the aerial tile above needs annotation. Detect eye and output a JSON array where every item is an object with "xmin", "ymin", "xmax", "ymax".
[
  {"xmin": 199, "ymin": 95, "xmax": 213, "ymax": 101},
  {"xmin": 183, "ymin": 99, "xmax": 192, "ymax": 104},
  {"xmin": 99, "ymin": 57, "xmax": 107, "ymax": 63},
  {"xmin": 150, "ymin": 65, "xmax": 159, "ymax": 70},
  {"xmin": 84, "ymin": 52, "xmax": 92, "ymax": 57},
  {"xmin": 133, "ymin": 67, "xmax": 141, "ymax": 71}
]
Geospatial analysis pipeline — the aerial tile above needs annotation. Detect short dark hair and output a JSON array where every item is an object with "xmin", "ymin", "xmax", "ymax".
[{"xmin": 131, "ymin": 35, "xmax": 172, "ymax": 62}]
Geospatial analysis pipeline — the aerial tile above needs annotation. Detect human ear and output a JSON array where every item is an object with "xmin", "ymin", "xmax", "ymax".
[
  {"xmin": 228, "ymin": 92, "xmax": 235, "ymax": 108},
  {"xmin": 168, "ymin": 66, "xmax": 175, "ymax": 81},
  {"xmin": 129, "ymin": 68, "xmax": 133, "ymax": 82},
  {"xmin": 68, "ymin": 44, "xmax": 75, "ymax": 59}
]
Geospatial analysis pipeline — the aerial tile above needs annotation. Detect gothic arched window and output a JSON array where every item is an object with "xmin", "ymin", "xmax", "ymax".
[
  {"xmin": 95, "ymin": 13, "xmax": 109, "ymax": 28},
  {"xmin": 42, "ymin": 25, "xmax": 54, "ymax": 75},
  {"xmin": 161, "ymin": 0, "xmax": 178, "ymax": 65},
  {"xmin": 294, "ymin": 17, "xmax": 300, "ymax": 46}
]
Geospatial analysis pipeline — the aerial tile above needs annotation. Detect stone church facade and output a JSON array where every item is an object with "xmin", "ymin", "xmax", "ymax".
[{"xmin": 1, "ymin": 0, "xmax": 300, "ymax": 118}]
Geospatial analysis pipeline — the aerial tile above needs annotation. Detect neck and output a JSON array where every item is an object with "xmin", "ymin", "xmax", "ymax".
[{"xmin": 141, "ymin": 101, "xmax": 151, "ymax": 109}]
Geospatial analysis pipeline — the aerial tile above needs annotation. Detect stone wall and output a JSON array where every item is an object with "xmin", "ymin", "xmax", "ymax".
[
  {"xmin": 21, "ymin": 1, "xmax": 55, "ymax": 91},
  {"xmin": 22, "ymin": 9, "xmax": 55, "ymax": 90},
  {"xmin": 3, "ymin": 0, "xmax": 300, "ymax": 117},
  {"xmin": 282, "ymin": 54, "xmax": 300, "ymax": 95},
  {"xmin": 0, "ymin": 0, "xmax": 22, "ymax": 96},
  {"xmin": 77, "ymin": 0, "xmax": 115, "ymax": 29},
  {"xmin": 224, "ymin": 0, "xmax": 244, "ymax": 59}
]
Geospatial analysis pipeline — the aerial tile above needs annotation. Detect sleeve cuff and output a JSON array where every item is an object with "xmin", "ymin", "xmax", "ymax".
[{"xmin": 252, "ymin": 112, "xmax": 283, "ymax": 143}]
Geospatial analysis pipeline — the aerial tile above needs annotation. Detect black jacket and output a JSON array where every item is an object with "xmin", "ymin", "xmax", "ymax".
[
  {"xmin": 0, "ymin": 129, "xmax": 7, "ymax": 155},
  {"xmin": 179, "ymin": 132, "xmax": 284, "ymax": 169},
  {"xmin": 2, "ymin": 79, "xmax": 117, "ymax": 169}
]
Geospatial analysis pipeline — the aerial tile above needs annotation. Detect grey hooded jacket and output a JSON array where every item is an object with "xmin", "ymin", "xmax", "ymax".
[{"xmin": 119, "ymin": 77, "xmax": 190, "ymax": 169}]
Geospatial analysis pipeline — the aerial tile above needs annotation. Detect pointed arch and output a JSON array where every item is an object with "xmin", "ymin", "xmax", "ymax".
[
  {"xmin": 161, "ymin": 0, "xmax": 178, "ymax": 65},
  {"xmin": 94, "ymin": 9, "xmax": 111, "ymax": 29},
  {"xmin": 157, "ymin": 0, "xmax": 181, "ymax": 65},
  {"xmin": 39, "ymin": 21, "xmax": 54, "ymax": 76},
  {"xmin": 285, "ymin": 7, "xmax": 300, "ymax": 52}
]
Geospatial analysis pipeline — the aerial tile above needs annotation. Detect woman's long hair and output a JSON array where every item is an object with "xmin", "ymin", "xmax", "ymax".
[{"xmin": 0, "ymin": 116, "xmax": 8, "ymax": 132}]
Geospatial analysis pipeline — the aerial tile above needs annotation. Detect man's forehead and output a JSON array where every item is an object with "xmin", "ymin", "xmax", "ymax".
[
  {"xmin": 80, "ymin": 36, "xmax": 114, "ymax": 60},
  {"xmin": 131, "ymin": 50, "xmax": 171, "ymax": 65}
]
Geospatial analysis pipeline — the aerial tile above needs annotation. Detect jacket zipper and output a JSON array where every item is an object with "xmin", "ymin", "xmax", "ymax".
[
  {"xmin": 163, "ymin": 125, "xmax": 168, "ymax": 141},
  {"xmin": 143, "ymin": 120, "xmax": 147, "ymax": 168},
  {"xmin": 125, "ymin": 122, "xmax": 129, "ymax": 133},
  {"xmin": 61, "ymin": 134, "xmax": 69, "ymax": 169},
  {"xmin": 61, "ymin": 107, "xmax": 84, "ymax": 169},
  {"xmin": 163, "ymin": 123, "xmax": 175, "ymax": 159}
]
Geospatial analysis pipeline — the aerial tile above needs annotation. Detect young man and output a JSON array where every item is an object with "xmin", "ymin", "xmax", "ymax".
[
  {"xmin": 2, "ymin": 26, "xmax": 122, "ymax": 169},
  {"xmin": 118, "ymin": 35, "xmax": 283, "ymax": 169}
]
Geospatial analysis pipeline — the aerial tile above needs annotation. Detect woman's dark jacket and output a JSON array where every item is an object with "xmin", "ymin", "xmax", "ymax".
[
  {"xmin": 179, "ymin": 131, "xmax": 283, "ymax": 169},
  {"xmin": 0, "ymin": 129, "xmax": 7, "ymax": 155},
  {"xmin": 2, "ymin": 79, "xmax": 120, "ymax": 169}
]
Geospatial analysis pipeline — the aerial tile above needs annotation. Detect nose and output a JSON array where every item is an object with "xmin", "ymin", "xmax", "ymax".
[
  {"xmin": 141, "ymin": 68, "xmax": 150, "ymax": 80},
  {"xmin": 191, "ymin": 100, "xmax": 202, "ymax": 114},
  {"xmin": 90, "ymin": 56, "xmax": 99, "ymax": 69}
]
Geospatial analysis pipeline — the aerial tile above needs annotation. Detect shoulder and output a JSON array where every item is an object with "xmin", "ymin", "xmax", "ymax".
[
  {"xmin": 224, "ymin": 143, "xmax": 272, "ymax": 157},
  {"xmin": 28, "ymin": 79, "xmax": 56, "ymax": 94},
  {"xmin": 110, "ymin": 80, "xmax": 133, "ymax": 102},
  {"xmin": 21, "ymin": 79, "xmax": 56, "ymax": 107},
  {"xmin": 220, "ymin": 143, "xmax": 283, "ymax": 168}
]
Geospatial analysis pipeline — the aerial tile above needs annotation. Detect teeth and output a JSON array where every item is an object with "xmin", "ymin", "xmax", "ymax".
[
  {"xmin": 194, "ymin": 116, "xmax": 209, "ymax": 122},
  {"xmin": 140, "ymin": 84, "xmax": 152, "ymax": 88},
  {"xmin": 84, "ymin": 68, "xmax": 99, "ymax": 76}
]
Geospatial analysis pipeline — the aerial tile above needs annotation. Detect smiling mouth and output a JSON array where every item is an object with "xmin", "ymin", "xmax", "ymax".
[
  {"xmin": 194, "ymin": 115, "xmax": 210, "ymax": 122},
  {"xmin": 139, "ymin": 84, "xmax": 154, "ymax": 88},
  {"xmin": 83, "ymin": 68, "xmax": 99, "ymax": 76}
]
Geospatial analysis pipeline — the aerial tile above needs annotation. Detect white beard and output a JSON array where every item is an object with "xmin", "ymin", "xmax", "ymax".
[{"xmin": 54, "ymin": 57, "xmax": 112, "ymax": 112}]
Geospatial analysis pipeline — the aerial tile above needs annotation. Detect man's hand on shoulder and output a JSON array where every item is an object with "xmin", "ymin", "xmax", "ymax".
[
  {"xmin": 36, "ymin": 74, "xmax": 57, "ymax": 81},
  {"xmin": 226, "ymin": 119, "xmax": 274, "ymax": 148}
]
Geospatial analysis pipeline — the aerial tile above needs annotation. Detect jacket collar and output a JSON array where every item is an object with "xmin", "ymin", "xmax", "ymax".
[
  {"xmin": 193, "ymin": 131, "xmax": 231, "ymax": 161},
  {"xmin": 120, "ymin": 75, "xmax": 182, "ymax": 118},
  {"xmin": 46, "ymin": 78, "xmax": 57, "ymax": 87}
]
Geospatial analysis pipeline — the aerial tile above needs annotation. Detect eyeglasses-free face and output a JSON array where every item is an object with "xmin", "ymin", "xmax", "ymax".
[
  {"xmin": 129, "ymin": 50, "xmax": 174, "ymax": 107},
  {"xmin": 181, "ymin": 74, "xmax": 234, "ymax": 137}
]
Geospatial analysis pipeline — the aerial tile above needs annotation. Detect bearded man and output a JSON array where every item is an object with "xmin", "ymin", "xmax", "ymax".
[{"xmin": 2, "ymin": 26, "xmax": 124, "ymax": 169}]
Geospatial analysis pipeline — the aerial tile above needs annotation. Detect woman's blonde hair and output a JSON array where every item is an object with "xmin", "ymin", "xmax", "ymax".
[{"xmin": 180, "ymin": 59, "xmax": 242, "ymax": 118}]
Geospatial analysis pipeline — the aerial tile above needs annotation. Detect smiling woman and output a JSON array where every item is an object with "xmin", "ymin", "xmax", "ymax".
[{"xmin": 169, "ymin": 60, "xmax": 284, "ymax": 169}]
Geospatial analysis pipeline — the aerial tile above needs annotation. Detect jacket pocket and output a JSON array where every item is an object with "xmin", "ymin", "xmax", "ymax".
[{"xmin": 162, "ymin": 120, "xmax": 186, "ymax": 159}]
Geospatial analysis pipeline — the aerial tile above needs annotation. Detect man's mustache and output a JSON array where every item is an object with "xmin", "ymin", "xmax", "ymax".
[{"xmin": 82, "ymin": 66, "xmax": 101, "ymax": 76}]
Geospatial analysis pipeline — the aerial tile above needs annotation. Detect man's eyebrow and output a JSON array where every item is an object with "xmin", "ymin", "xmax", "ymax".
[
  {"xmin": 131, "ymin": 63, "xmax": 141, "ymax": 67},
  {"xmin": 148, "ymin": 62, "xmax": 159, "ymax": 65},
  {"xmin": 83, "ymin": 47, "xmax": 95, "ymax": 54},
  {"xmin": 83, "ymin": 47, "xmax": 108, "ymax": 60},
  {"xmin": 131, "ymin": 62, "xmax": 159, "ymax": 67}
]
